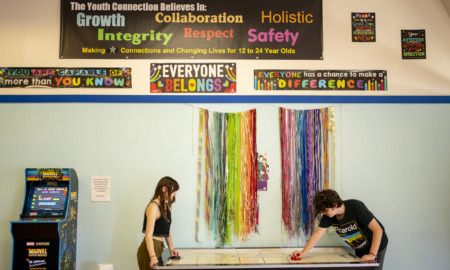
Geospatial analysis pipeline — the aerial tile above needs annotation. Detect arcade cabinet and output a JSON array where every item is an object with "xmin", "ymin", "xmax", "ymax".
[{"xmin": 11, "ymin": 168, "xmax": 78, "ymax": 270}]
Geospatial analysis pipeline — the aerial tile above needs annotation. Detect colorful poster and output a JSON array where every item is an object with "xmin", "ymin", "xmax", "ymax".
[
  {"xmin": 150, "ymin": 63, "xmax": 236, "ymax": 93},
  {"xmin": 401, "ymin": 30, "xmax": 426, "ymax": 59},
  {"xmin": 257, "ymin": 152, "xmax": 269, "ymax": 191},
  {"xmin": 0, "ymin": 68, "xmax": 131, "ymax": 88},
  {"xmin": 60, "ymin": 0, "xmax": 323, "ymax": 60},
  {"xmin": 352, "ymin": 12, "xmax": 376, "ymax": 42},
  {"xmin": 254, "ymin": 70, "xmax": 387, "ymax": 91}
]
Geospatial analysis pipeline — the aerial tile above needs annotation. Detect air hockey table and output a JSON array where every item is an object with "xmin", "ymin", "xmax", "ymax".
[{"xmin": 156, "ymin": 247, "xmax": 378, "ymax": 270}]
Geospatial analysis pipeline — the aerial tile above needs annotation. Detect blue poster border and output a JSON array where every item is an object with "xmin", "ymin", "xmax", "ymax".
[{"xmin": 1, "ymin": 95, "xmax": 449, "ymax": 103}]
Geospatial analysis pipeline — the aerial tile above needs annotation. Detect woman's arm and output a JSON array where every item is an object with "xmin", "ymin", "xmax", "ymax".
[
  {"xmin": 165, "ymin": 231, "xmax": 179, "ymax": 256},
  {"xmin": 145, "ymin": 203, "xmax": 161, "ymax": 267}
]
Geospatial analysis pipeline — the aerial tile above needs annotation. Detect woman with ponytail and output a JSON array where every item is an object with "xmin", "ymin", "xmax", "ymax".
[{"xmin": 137, "ymin": 177, "xmax": 180, "ymax": 269}]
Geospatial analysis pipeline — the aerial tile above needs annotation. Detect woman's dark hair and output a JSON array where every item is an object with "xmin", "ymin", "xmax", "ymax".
[
  {"xmin": 313, "ymin": 189, "xmax": 343, "ymax": 216},
  {"xmin": 151, "ymin": 176, "xmax": 179, "ymax": 221}
]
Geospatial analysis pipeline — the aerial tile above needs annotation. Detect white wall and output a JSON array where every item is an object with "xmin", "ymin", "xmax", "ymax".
[
  {"xmin": 341, "ymin": 104, "xmax": 450, "ymax": 270},
  {"xmin": 1, "ymin": 1, "xmax": 450, "ymax": 270}
]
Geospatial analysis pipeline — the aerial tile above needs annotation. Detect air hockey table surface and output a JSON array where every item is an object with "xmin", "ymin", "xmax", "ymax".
[{"xmin": 156, "ymin": 247, "xmax": 378, "ymax": 269}]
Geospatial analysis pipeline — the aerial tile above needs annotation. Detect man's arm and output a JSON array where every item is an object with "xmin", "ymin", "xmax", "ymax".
[
  {"xmin": 360, "ymin": 218, "xmax": 383, "ymax": 262},
  {"xmin": 292, "ymin": 227, "xmax": 328, "ymax": 258}
]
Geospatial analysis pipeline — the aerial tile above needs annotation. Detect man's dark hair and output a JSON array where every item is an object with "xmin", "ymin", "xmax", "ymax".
[{"xmin": 314, "ymin": 189, "xmax": 344, "ymax": 215}]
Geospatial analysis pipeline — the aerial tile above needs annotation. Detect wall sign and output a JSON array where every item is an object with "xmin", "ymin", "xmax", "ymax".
[
  {"xmin": 150, "ymin": 63, "xmax": 236, "ymax": 93},
  {"xmin": 352, "ymin": 12, "xmax": 376, "ymax": 42},
  {"xmin": 401, "ymin": 30, "xmax": 426, "ymax": 59},
  {"xmin": 60, "ymin": 0, "xmax": 323, "ymax": 59},
  {"xmin": 0, "ymin": 68, "xmax": 131, "ymax": 88},
  {"xmin": 254, "ymin": 70, "xmax": 387, "ymax": 91}
]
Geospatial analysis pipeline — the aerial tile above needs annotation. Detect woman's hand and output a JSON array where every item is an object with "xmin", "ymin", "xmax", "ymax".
[
  {"xmin": 150, "ymin": 256, "xmax": 159, "ymax": 268},
  {"xmin": 170, "ymin": 249, "xmax": 179, "ymax": 257}
]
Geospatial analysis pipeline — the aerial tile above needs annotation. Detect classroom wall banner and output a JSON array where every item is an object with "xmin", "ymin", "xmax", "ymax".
[
  {"xmin": 0, "ymin": 68, "xmax": 132, "ymax": 88},
  {"xmin": 60, "ymin": 0, "xmax": 323, "ymax": 60},
  {"xmin": 254, "ymin": 70, "xmax": 387, "ymax": 91},
  {"xmin": 351, "ymin": 12, "xmax": 376, "ymax": 42},
  {"xmin": 150, "ymin": 63, "xmax": 236, "ymax": 93},
  {"xmin": 401, "ymin": 30, "xmax": 426, "ymax": 59}
]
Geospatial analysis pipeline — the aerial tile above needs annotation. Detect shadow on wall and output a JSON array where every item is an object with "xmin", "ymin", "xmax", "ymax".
[
  {"xmin": 80, "ymin": 260, "xmax": 98, "ymax": 269},
  {"xmin": 113, "ymin": 187, "xmax": 148, "ymax": 269}
]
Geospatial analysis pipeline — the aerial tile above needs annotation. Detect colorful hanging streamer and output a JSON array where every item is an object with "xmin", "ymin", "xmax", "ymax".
[
  {"xmin": 195, "ymin": 109, "xmax": 205, "ymax": 243},
  {"xmin": 279, "ymin": 107, "xmax": 334, "ymax": 240},
  {"xmin": 203, "ymin": 109, "xmax": 258, "ymax": 246}
]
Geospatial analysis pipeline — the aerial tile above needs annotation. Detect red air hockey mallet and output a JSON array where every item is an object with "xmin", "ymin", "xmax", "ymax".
[{"xmin": 291, "ymin": 251, "xmax": 302, "ymax": 261}]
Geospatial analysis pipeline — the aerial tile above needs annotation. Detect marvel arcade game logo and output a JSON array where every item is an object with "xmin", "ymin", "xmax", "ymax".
[
  {"xmin": 27, "ymin": 259, "xmax": 47, "ymax": 268},
  {"xmin": 27, "ymin": 247, "xmax": 48, "ymax": 269},
  {"xmin": 36, "ymin": 169, "xmax": 64, "ymax": 181}
]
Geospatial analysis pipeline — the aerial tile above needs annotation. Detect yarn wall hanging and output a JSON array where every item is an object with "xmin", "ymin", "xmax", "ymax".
[
  {"xmin": 201, "ymin": 108, "xmax": 259, "ymax": 246},
  {"xmin": 279, "ymin": 107, "xmax": 335, "ymax": 240}
]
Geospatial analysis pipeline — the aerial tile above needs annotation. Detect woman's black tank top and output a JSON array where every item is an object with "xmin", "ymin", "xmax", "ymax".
[{"xmin": 142, "ymin": 201, "xmax": 171, "ymax": 237}]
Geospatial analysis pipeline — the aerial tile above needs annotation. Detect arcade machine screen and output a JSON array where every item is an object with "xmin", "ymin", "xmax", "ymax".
[
  {"xmin": 20, "ymin": 168, "xmax": 71, "ymax": 220},
  {"xmin": 25, "ymin": 187, "xmax": 68, "ymax": 219}
]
